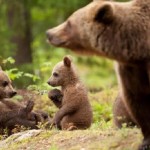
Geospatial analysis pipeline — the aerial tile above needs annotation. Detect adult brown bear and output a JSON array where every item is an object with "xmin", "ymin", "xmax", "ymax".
[{"xmin": 46, "ymin": 0, "xmax": 150, "ymax": 149}]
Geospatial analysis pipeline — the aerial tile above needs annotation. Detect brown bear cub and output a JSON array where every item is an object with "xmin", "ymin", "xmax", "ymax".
[
  {"xmin": 47, "ymin": 56, "xmax": 93, "ymax": 130},
  {"xmin": 0, "ymin": 68, "xmax": 49, "ymax": 135},
  {"xmin": 113, "ymin": 95, "xmax": 137, "ymax": 128}
]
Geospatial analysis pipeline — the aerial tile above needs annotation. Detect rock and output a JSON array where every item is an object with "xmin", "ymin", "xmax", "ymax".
[{"xmin": 0, "ymin": 129, "xmax": 43, "ymax": 149}]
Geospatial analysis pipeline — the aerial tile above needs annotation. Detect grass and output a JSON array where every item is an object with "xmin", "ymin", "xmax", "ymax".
[{"xmin": 0, "ymin": 127, "xmax": 142, "ymax": 150}]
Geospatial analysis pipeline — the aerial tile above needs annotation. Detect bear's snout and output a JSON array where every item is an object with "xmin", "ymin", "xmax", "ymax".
[
  {"xmin": 47, "ymin": 80, "xmax": 58, "ymax": 87},
  {"xmin": 9, "ymin": 91, "xmax": 17, "ymax": 98},
  {"xmin": 47, "ymin": 80, "xmax": 51, "ymax": 86},
  {"xmin": 47, "ymin": 80, "xmax": 56, "ymax": 87},
  {"xmin": 46, "ymin": 30, "xmax": 67, "ymax": 47},
  {"xmin": 46, "ymin": 30, "xmax": 53, "ymax": 41}
]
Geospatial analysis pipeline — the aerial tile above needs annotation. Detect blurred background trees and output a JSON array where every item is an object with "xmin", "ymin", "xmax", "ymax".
[{"xmin": 0, "ymin": 0, "xmax": 126, "ymax": 90}]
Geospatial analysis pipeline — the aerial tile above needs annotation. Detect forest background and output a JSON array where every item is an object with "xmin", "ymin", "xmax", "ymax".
[{"xmin": 0, "ymin": 0, "xmax": 128, "ymax": 90}]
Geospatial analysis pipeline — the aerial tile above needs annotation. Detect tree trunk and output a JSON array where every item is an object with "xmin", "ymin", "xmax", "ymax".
[{"xmin": 7, "ymin": 0, "xmax": 32, "ymax": 65}]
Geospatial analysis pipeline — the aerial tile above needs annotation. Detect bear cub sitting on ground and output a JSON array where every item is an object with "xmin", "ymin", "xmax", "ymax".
[{"xmin": 48, "ymin": 56, "xmax": 93, "ymax": 130}]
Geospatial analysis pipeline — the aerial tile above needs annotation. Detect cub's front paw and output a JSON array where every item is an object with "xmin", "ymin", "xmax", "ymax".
[
  {"xmin": 48, "ymin": 89, "xmax": 62, "ymax": 102},
  {"xmin": 52, "ymin": 116, "xmax": 61, "ymax": 129}
]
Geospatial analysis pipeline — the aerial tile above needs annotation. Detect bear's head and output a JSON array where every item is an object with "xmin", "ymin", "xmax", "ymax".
[
  {"xmin": 47, "ymin": 56, "xmax": 78, "ymax": 87},
  {"xmin": 46, "ymin": 0, "xmax": 116, "ymax": 56},
  {"xmin": 47, "ymin": 0, "xmax": 150, "ymax": 62},
  {"xmin": 0, "ymin": 68, "xmax": 17, "ymax": 99}
]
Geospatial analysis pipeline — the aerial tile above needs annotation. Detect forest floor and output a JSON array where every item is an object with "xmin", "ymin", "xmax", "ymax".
[
  {"xmin": 0, "ymin": 88, "xmax": 143, "ymax": 150},
  {"xmin": 0, "ymin": 127, "xmax": 142, "ymax": 150}
]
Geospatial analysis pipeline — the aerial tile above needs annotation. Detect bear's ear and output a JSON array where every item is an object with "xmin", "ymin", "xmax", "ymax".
[
  {"xmin": 63, "ymin": 56, "xmax": 72, "ymax": 68},
  {"xmin": 94, "ymin": 4, "xmax": 114, "ymax": 24}
]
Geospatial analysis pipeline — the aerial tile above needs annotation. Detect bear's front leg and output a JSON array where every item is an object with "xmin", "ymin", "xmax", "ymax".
[
  {"xmin": 52, "ymin": 104, "xmax": 77, "ymax": 129},
  {"xmin": 52, "ymin": 111, "xmax": 62, "ymax": 129},
  {"xmin": 116, "ymin": 62, "xmax": 150, "ymax": 150}
]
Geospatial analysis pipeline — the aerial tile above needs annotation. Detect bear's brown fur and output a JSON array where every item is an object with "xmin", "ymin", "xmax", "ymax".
[
  {"xmin": 113, "ymin": 95, "xmax": 137, "ymax": 128},
  {"xmin": 0, "ymin": 69, "xmax": 49, "ymax": 135},
  {"xmin": 47, "ymin": 56, "xmax": 93, "ymax": 130},
  {"xmin": 46, "ymin": 0, "xmax": 150, "ymax": 149},
  {"xmin": 48, "ymin": 89, "xmax": 63, "ymax": 109}
]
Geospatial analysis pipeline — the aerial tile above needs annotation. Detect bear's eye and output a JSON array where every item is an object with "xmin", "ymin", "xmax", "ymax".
[
  {"xmin": 2, "ymin": 81, "xmax": 8, "ymax": 87},
  {"xmin": 53, "ymin": 72, "xmax": 59, "ymax": 77}
]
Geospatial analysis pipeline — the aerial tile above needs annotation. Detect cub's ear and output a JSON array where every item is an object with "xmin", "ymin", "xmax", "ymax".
[
  {"xmin": 63, "ymin": 56, "xmax": 72, "ymax": 68},
  {"xmin": 94, "ymin": 4, "xmax": 114, "ymax": 24}
]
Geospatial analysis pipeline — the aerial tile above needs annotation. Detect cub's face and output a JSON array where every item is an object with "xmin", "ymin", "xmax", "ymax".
[
  {"xmin": 46, "ymin": 0, "xmax": 115, "ymax": 55},
  {"xmin": 47, "ymin": 62, "xmax": 66, "ymax": 87},
  {"xmin": 0, "ymin": 71, "xmax": 17, "ymax": 99},
  {"xmin": 47, "ymin": 56, "xmax": 72, "ymax": 87}
]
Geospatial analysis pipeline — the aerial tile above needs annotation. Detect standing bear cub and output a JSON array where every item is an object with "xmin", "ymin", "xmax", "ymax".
[
  {"xmin": 47, "ymin": 56, "xmax": 93, "ymax": 130},
  {"xmin": 46, "ymin": 0, "xmax": 150, "ymax": 149}
]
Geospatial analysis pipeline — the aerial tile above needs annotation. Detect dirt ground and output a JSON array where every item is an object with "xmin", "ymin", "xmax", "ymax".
[{"xmin": 0, "ymin": 127, "xmax": 142, "ymax": 150}]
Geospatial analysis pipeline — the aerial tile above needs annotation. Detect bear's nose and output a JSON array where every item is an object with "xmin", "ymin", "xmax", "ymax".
[
  {"xmin": 47, "ymin": 81, "xmax": 51, "ymax": 85},
  {"xmin": 11, "ymin": 91, "xmax": 17, "ymax": 97},
  {"xmin": 46, "ymin": 30, "xmax": 53, "ymax": 41}
]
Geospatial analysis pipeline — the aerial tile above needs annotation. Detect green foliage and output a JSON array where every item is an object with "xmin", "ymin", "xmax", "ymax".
[
  {"xmin": 2, "ymin": 57, "xmax": 15, "ymax": 64},
  {"xmin": 2, "ymin": 57, "xmax": 23, "ymax": 80},
  {"xmin": 89, "ymin": 88, "xmax": 117, "ymax": 124},
  {"xmin": 48, "ymin": 145, "xmax": 58, "ymax": 150},
  {"xmin": 0, "ymin": 0, "xmax": 118, "ymax": 89},
  {"xmin": 6, "ymin": 68, "xmax": 23, "ymax": 80},
  {"xmin": 1, "ymin": 57, "xmax": 40, "ymax": 84},
  {"xmin": 92, "ymin": 101, "xmax": 112, "ymax": 123},
  {"xmin": 24, "ymin": 73, "xmax": 40, "ymax": 82}
]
